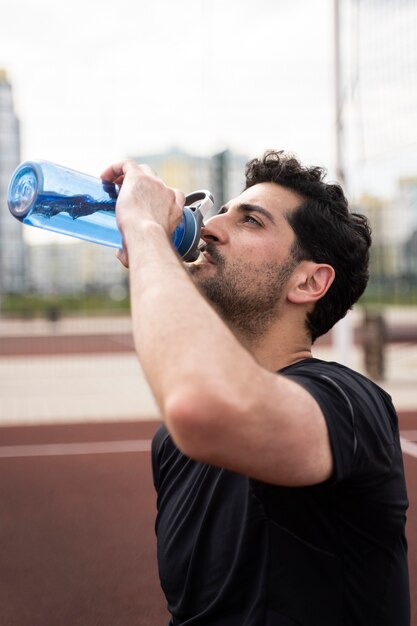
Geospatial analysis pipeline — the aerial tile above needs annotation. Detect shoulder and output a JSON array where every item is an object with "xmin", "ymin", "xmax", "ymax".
[
  {"xmin": 281, "ymin": 357, "xmax": 394, "ymax": 414},
  {"xmin": 281, "ymin": 358, "xmax": 399, "ymax": 482}
]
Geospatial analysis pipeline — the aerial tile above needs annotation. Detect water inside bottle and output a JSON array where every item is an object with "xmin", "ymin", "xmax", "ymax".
[{"xmin": 25, "ymin": 192, "xmax": 122, "ymax": 248}]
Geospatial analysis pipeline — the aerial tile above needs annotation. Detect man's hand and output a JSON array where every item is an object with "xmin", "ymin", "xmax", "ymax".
[{"xmin": 100, "ymin": 160, "xmax": 185, "ymax": 267}]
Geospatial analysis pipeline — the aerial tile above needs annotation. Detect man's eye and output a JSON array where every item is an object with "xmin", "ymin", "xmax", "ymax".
[{"xmin": 244, "ymin": 215, "xmax": 261, "ymax": 226}]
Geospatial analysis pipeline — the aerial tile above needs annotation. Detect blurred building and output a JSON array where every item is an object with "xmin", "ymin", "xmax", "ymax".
[
  {"xmin": 0, "ymin": 69, "xmax": 27, "ymax": 294},
  {"xmin": 28, "ymin": 242, "xmax": 127, "ymax": 295},
  {"xmin": 357, "ymin": 193, "xmax": 397, "ymax": 277},
  {"xmin": 357, "ymin": 173, "xmax": 417, "ymax": 295},
  {"xmin": 131, "ymin": 147, "xmax": 248, "ymax": 211},
  {"xmin": 399, "ymin": 176, "xmax": 417, "ymax": 278},
  {"xmin": 132, "ymin": 147, "xmax": 212, "ymax": 194},
  {"xmin": 210, "ymin": 149, "xmax": 248, "ymax": 208},
  {"xmin": 398, "ymin": 176, "xmax": 417, "ymax": 231}
]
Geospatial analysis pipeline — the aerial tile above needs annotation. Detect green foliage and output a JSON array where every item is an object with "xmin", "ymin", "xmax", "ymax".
[
  {"xmin": 359, "ymin": 289, "xmax": 417, "ymax": 307},
  {"xmin": 1, "ymin": 293, "xmax": 131, "ymax": 319}
]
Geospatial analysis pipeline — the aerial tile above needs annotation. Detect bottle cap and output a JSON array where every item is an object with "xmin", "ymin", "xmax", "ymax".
[{"xmin": 8, "ymin": 161, "xmax": 43, "ymax": 219}]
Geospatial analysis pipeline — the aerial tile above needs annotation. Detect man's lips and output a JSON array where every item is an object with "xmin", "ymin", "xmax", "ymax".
[
  {"xmin": 202, "ymin": 250, "xmax": 216, "ymax": 264},
  {"xmin": 191, "ymin": 243, "xmax": 222, "ymax": 267}
]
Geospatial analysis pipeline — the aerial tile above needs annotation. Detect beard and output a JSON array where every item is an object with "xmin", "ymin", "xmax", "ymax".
[{"xmin": 188, "ymin": 243, "xmax": 298, "ymax": 339}]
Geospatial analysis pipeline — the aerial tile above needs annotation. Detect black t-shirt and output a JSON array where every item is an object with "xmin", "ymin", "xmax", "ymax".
[{"xmin": 151, "ymin": 359, "xmax": 410, "ymax": 626}]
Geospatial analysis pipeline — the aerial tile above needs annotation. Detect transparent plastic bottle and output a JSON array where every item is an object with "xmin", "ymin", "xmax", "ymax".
[{"xmin": 8, "ymin": 160, "xmax": 214, "ymax": 261}]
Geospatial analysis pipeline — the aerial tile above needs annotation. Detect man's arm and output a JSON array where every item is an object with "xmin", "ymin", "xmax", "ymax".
[{"xmin": 101, "ymin": 161, "xmax": 333, "ymax": 487}]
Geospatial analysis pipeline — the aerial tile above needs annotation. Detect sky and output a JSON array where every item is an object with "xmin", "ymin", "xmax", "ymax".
[{"xmin": 1, "ymin": 0, "xmax": 337, "ymax": 180}]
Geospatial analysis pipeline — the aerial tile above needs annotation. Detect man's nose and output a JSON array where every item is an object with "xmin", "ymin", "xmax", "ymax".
[{"xmin": 201, "ymin": 213, "xmax": 228, "ymax": 244}]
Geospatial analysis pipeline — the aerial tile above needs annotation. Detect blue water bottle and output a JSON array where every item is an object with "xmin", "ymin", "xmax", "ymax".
[{"xmin": 7, "ymin": 160, "xmax": 214, "ymax": 261}]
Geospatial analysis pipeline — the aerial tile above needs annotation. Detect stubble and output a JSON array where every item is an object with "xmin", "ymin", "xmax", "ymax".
[{"xmin": 188, "ymin": 243, "xmax": 297, "ymax": 339}]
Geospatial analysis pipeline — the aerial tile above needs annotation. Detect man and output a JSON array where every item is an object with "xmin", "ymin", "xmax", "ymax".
[{"xmin": 101, "ymin": 151, "xmax": 410, "ymax": 626}]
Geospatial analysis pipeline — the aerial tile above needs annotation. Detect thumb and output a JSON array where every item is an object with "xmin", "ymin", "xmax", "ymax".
[{"xmin": 116, "ymin": 247, "xmax": 129, "ymax": 269}]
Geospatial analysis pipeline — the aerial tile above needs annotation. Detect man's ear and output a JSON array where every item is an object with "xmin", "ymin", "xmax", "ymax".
[{"xmin": 288, "ymin": 262, "xmax": 335, "ymax": 305}]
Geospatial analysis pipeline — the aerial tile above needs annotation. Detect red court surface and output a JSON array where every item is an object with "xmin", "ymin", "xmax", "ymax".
[
  {"xmin": 1, "ymin": 421, "xmax": 168, "ymax": 626},
  {"xmin": 0, "ymin": 416, "xmax": 416, "ymax": 626},
  {"xmin": 1, "ymin": 322, "xmax": 416, "ymax": 357}
]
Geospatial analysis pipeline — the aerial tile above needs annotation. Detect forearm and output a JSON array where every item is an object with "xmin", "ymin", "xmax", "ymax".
[{"xmin": 125, "ymin": 222, "xmax": 258, "ymax": 416}]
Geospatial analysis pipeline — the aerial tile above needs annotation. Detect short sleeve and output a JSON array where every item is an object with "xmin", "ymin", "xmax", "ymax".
[
  {"xmin": 283, "ymin": 360, "xmax": 398, "ymax": 485},
  {"xmin": 285, "ymin": 371, "xmax": 357, "ymax": 483},
  {"xmin": 151, "ymin": 424, "xmax": 170, "ymax": 490}
]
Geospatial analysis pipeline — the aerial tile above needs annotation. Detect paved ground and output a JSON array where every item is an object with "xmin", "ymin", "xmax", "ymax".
[
  {"xmin": 1, "ymin": 309, "xmax": 416, "ymax": 625},
  {"xmin": 1, "ymin": 310, "xmax": 416, "ymax": 425},
  {"xmin": 1, "ymin": 418, "xmax": 416, "ymax": 626},
  {"xmin": 0, "ymin": 421, "xmax": 168, "ymax": 626}
]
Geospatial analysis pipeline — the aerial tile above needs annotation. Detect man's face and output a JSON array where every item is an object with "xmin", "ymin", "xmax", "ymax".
[{"xmin": 187, "ymin": 182, "xmax": 303, "ymax": 336}]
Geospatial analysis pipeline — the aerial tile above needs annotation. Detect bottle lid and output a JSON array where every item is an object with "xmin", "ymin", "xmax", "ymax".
[{"xmin": 8, "ymin": 161, "xmax": 43, "ymax": 219}]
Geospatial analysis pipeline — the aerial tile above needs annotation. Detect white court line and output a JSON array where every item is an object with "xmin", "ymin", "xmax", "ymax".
[
  {"xmin": 400, "ymin": 430, "xmax": 417, "ymax": 441},
  {"xmin": 400, "ymin": 438, "xmax": 417, "ymax": 459},
  {"xmin": 1, "ymin": 437, "xmax": 417, "ymax": 460},
  {"xmin": 0, "ymin": 439, "xmax": 152, "ymax": 458}
]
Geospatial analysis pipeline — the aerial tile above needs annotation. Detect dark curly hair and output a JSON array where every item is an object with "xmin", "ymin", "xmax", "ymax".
[{"xmin": 244, "ymin": 150, "xmax": 372, "ymax": 342}]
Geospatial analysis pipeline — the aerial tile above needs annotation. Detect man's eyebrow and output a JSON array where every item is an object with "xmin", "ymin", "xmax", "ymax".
[{"xmin": 237, "ymin": 203, "xmax": 276, "ymax": 225}]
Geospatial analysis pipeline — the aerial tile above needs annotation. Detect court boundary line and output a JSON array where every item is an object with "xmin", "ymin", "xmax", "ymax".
[
  {"xmin": 400, "ymin": 437, "xmax": 417, "ymax": 459},
  {"xmin": 0, "ymin": 439, "xmax": 152, "ymax": 458},
  {"xmin": 399, "ymin": 430, "xmax": 417, "ymax": 441},
  {"xmin": 1, "ymin": 437, "xmax": 416, "ymax": 459}
]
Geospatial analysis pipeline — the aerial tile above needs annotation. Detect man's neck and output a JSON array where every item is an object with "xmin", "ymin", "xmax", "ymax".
[{"xmin": 232, "ymin": 316, "xmax": 313, "ymax": 373}]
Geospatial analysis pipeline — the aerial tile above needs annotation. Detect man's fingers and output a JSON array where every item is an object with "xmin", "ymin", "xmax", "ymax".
[
  {"xmin": 102, "ymin": 160, "xmax": 185, "ymax": 239},
  {"xmin": 100, "ymin": 160, "xmax": 157, "ymax": 183},
  {"xmin": 100, "ymin": 162, "xmax": 128, "ymax": 183},
  {"xmin": 116, "ymin": 247, "xmax": 129, "ymax": 268},
  {"xmin": 174, "ymin": 188, "xmax": 186, "ymax": 209}
]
